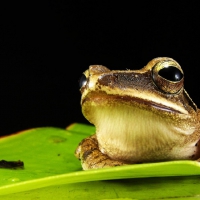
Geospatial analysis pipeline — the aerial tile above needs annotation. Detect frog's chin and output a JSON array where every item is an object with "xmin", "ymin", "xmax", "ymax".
[{"xmin": 86, "ymin": 103, "xmax": 197, "ymax": 163}]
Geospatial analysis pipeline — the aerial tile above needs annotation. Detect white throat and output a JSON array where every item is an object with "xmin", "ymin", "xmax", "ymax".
[{"xmin": 93, "ymin": 104, "xmax": 195, "ymax": 163}]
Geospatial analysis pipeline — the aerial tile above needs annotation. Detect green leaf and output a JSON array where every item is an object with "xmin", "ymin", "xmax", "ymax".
[{"xmin": 0, "ymin": 123, "xmax": 200, "ymax": 199}]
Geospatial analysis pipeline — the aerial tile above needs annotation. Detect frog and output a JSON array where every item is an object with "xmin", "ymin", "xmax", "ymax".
[{"xmin": 75, "ymin": 57, "xmax": 200, "ymax": 170}]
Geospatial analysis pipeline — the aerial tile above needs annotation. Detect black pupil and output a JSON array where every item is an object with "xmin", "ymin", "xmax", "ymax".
[
  {"xmin": 158, "ymin": 66, "xmax": 183, "ymax": 81},
  {"xmin": 79, "ymin": 74, "xmax": 87, "ymax": 88}
]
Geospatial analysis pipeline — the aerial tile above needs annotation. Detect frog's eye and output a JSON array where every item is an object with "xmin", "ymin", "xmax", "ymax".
[
  {"xmin": 158, "ymin": 66, "xmax": 183, "ymax": 82},
  {"xmin": 79, "ymin": 74, "xmax": 87, "ymax": 88},
  {"xmin": 152, "ymin": 60, "xmax": 184, "ymax": 94}
]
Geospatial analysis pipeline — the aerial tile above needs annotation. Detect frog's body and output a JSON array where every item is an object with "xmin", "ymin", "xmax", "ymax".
[{"xmin": 75, "ymin": 57, "xmax": 200, "ymax": 170}]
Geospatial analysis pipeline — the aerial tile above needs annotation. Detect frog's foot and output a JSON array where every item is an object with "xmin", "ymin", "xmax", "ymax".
[{"xmin": 75, "ymin": 135, "xmax": 126, "ymax": 170}]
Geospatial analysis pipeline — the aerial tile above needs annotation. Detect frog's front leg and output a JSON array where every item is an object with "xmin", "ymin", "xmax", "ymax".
[{"xmin": 75, "ymin": 135, "xmax": 126, "ymax": 170}]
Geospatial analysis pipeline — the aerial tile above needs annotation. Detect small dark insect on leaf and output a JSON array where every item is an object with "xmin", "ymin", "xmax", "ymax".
[{"xmin": 0, "ymin": 160, "xmax": 24, "ymax": 169}]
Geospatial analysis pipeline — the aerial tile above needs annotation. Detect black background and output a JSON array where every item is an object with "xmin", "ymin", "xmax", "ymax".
[{"xmin": 1, "ymin": 1, "xmax": 200, "ymax": 136}]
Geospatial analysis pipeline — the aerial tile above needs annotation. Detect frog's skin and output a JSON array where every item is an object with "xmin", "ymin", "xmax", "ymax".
[{"xmin": 75, "ymin": 57, "xmax": 200, "ymax": 170}]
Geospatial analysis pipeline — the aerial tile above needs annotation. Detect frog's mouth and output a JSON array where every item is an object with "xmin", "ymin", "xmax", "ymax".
[
  {"xmin": 127, "ymin": 96, "xmax": 183, "ymax": 114},
  {"xmin": 82, "ymin": 93, "xmax": 185, "ymax": 115}
]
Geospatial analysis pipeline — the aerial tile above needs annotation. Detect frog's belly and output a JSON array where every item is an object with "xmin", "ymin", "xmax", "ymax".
[{"xmin": 98, "ymin": 139, "xmax": 198, "ymax": 163}]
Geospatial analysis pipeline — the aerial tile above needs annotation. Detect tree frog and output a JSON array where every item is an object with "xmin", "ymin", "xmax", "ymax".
[{"xmin": 75, "ymin": 57, "xmax": 200, "ymax": 170}]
